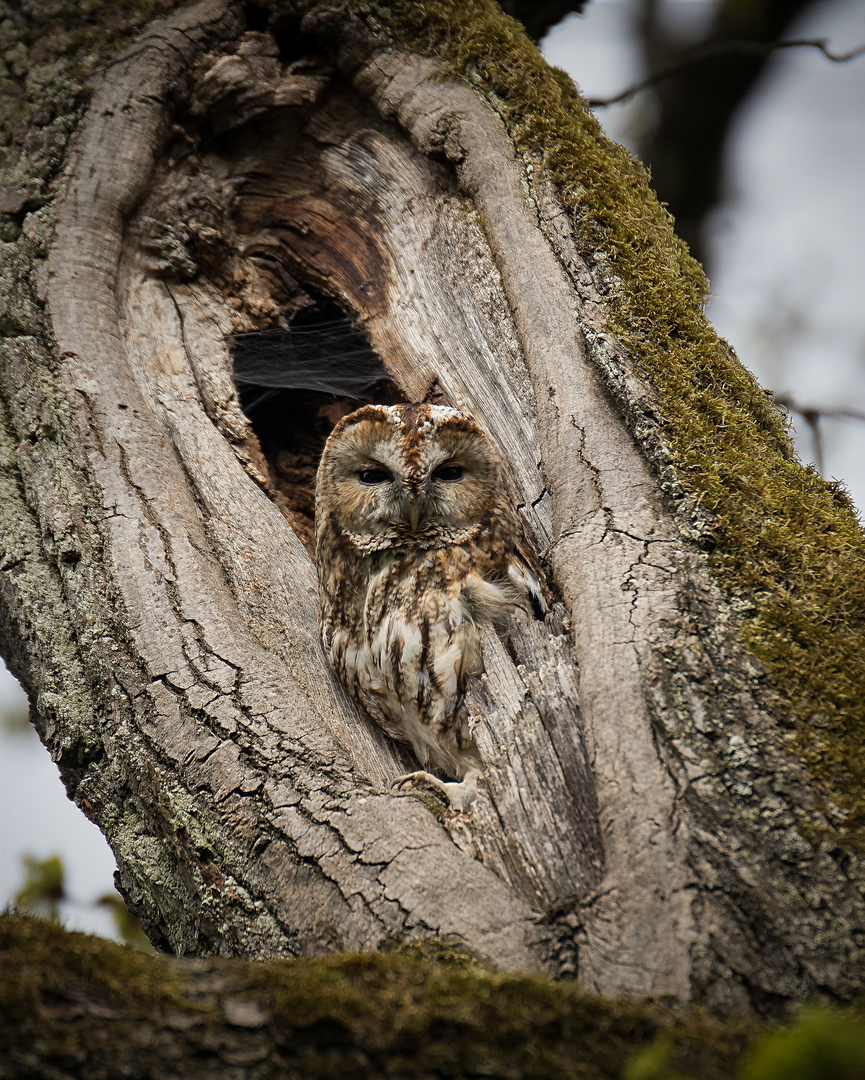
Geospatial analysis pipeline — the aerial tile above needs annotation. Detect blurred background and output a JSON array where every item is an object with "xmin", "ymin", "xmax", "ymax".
[{"xmin": 3, "ymin": 0, "xmax": 864, "ymax": 942}]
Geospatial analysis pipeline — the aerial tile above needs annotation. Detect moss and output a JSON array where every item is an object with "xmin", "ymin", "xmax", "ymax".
[
  {"xmin": 0, "ymin": 912, "xmax": 194, "ymax": 1057},
  {"xmin": 249, "ymin": 952, "xmax": 751, "ymax": 1079},
  {"xmin": 7, "ymin": 914, "xmax": 865, "ymax": 1078},
  {"xmin": 385, "ymin": 935, "xmax": 486, "ymax": 968},
  {"xmin": 313, "ymin": 0, "xmax": 865, "ymax": 843},
  {"xmin": 0, "ymin": 914, "xmax": 754, "ymax": 1078}
]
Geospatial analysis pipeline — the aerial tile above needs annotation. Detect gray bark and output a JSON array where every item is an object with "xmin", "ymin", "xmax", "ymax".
[{"xmin": 0, "ymin": 0, "xmax": 862, "ymax": 1016}]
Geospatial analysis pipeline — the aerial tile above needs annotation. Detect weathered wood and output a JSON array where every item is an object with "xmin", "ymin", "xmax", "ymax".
[
  {"xmin": 217, "ymin": 62, "xmax": 602, "ymax": 908},
  {"xmin": 1, "ymin": 0, "xmax": 863, "ymax": 1016},
  {"xmin": 300, "ymin": 13, "xmax": 865, "ymax": 1011}
]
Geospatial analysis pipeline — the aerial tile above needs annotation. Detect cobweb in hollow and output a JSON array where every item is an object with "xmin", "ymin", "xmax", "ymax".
[{"xmin": 228, "ymin": 296, "xmax": 403, "ymax": 553}]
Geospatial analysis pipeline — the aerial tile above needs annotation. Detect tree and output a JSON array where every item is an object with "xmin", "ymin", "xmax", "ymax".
[{"xmin": 1, "ymin": 0, "xmax": 863, "ymax": 1022}]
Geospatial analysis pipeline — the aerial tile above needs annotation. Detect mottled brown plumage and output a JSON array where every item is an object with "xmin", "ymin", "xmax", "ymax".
[{"xmin": 315, "ymin": 404, "xmax": 546, "ymax": 802}]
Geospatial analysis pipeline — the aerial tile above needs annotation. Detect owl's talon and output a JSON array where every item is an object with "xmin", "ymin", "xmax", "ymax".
[
  {"xmin": 391, "ymin": 770, "xmax": 478, "ymax": 812},
  {"xmin": 392, "ymin": 770, "xmax": 447, "ymax": 797}
]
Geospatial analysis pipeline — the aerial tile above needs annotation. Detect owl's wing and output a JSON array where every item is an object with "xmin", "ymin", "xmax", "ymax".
[{"xmin": 507, "ymin": 535, "xmax": 550, "ymax": 620}]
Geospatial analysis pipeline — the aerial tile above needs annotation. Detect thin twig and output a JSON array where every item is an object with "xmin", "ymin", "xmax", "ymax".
[
  {"xmin": 799, "ymin": 409, "xmax": 825, "ymax": 476},
  {"xmin": 588, "ymin": 38, "xmax": 865, "ymax": 107},
  {"xmin": 774, "ymin": 396, "xmax": 865, "ymax": 477},
  {"xmin": 775, "ymin": 396, "xmax": 865, "ymax": 426}
]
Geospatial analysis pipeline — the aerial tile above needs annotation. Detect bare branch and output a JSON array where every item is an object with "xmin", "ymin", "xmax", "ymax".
[
  {"xmin": 588, "ymin": 38, "xmax": 865, "ymax": 108},
  {"xmin": 775, "ymin": 395, "xmax": 865, "ymax": 426},
  {"xmin": 774, "ymin": 396, "xmax": 865, "ymax": 476}
]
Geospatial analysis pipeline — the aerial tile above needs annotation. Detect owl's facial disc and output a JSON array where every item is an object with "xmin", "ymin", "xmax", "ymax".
[
  {"xmin": 355, "ymin": 463, "xmax": 422, "ymax": 530},
  {"xmin": 318, "ymin": 403, "xmax": 499, "ymax": 545},
  {"xmin": 343, "ymin": 454, "xmax": 474, "ymax": 537}
]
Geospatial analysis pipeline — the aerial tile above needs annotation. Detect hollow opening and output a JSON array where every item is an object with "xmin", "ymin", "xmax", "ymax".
[
  {"xmin": 230, "ymin": 290, "xmax": 404, "ymax": 553},
  {"xmin": 242, "ymin": 2, "xmax": 271, "ymax": 34}
]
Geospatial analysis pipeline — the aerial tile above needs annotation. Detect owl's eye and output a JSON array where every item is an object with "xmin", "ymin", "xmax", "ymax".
[
  {"xmin": 432, "ymin": 464, "xmax": 464, "ymax": 483},
  {"xmin": 358, "ymin": 467, "xmax": 392, "ymax": 485}
]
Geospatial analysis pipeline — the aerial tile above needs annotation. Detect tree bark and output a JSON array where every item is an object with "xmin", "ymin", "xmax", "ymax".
[{"xmin": 1, "ymin": 0, "xmax": 863, "ymax": 1018}]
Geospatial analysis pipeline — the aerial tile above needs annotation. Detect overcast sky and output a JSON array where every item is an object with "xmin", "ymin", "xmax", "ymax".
[
  {"xmin": 3, "ymin": 0, "xmax": 864, "ymax": 940},
  {"xmin": 545, "ymin": 0, "xmax": 865, "ymax": 507}
]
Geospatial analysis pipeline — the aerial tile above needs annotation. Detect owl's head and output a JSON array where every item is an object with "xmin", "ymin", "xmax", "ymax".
[{"xmin": 315, "ymin": 404, "xmax": 504, "ymax": 550}]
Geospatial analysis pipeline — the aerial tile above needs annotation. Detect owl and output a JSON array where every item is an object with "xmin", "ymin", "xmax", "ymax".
[{"xmin": 314, "ymin": 403, "xmax": 547, "ymax": 807}]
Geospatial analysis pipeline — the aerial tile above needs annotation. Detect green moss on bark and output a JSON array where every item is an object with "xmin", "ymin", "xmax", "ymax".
[
  {"xmin": 7, "ymin": 914, "xmax": 865, "ymax": 1078},
  {"xmin": 0, "ymin": 913, "xmax": 753, "ymax": 1078},
  {"xmin": 318, "ymin": 0, "xmax": 865, "ymax": 841}
]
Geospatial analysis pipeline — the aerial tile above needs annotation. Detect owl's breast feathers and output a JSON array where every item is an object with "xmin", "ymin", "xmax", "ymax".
[{"xmin": 318, "ymin": 526, "xmax": 545, "ymax": 777}]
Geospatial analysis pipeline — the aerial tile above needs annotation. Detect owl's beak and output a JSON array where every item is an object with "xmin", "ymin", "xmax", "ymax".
[{"xmin": 408, "ymin": 504, "xmax": 421, "ymax": 532}]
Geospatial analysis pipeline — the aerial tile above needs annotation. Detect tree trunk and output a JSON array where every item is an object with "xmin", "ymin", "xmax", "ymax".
[{"xmin": 1, "ymin": 0, "xmax": 863, "ymax": 1018}]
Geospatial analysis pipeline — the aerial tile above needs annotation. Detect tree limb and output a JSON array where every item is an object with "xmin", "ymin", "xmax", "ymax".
[{"xmin": 589, "ymin": 36, "xmax": 865, "ymax": 108}]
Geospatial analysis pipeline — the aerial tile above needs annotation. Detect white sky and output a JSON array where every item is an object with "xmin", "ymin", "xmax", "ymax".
[
  {"xmin": 3, "ymin": 0, "xmax": 864, "ymax": 938},
  {"xmin": 0, "ymin": 677, "xmax": 119, "ymax": 938}
]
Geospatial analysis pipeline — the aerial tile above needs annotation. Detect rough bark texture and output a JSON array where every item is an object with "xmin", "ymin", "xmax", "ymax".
[{"xmin": 0, "ymin": 0, "xmax": 863, "ymax": 1019}]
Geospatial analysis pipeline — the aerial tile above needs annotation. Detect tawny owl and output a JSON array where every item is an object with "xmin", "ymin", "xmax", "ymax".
[{"xmin": 314, "ymin": 403, "xmax": 547, "ymax": 807}]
